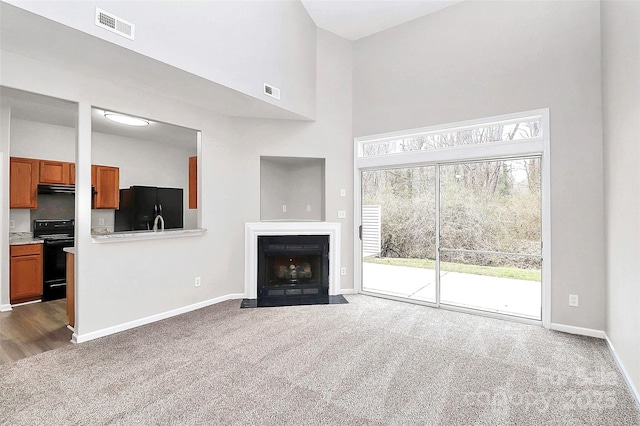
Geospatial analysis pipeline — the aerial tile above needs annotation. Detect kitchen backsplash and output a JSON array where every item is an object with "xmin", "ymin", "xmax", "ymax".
[
  {"xmin": 9, "ymin": 209, "xmax": 31, "ymax": 232},
  {"xmin": 11, "ymin": 199, "xmax": 116, "ymax": 233},
  {"xmin": 31, "ymin": 193, "xmax": 75, "ymax": 225}
]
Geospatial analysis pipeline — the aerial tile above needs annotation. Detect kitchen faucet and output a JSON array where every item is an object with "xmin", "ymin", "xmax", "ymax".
[{"xmin": 152, "ymin": 215, "xmax": 165, "ymax": 232}]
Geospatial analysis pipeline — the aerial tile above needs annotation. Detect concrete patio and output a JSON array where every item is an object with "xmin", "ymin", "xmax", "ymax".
[{"xmin": 362, "ymin": 262, "xmax": 541, "ymax": 319}]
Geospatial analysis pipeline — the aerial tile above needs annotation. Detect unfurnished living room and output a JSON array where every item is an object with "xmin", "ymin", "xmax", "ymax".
[{"xmin": 0, "ymin": 0, "xmax": 639, "ymax": 424}]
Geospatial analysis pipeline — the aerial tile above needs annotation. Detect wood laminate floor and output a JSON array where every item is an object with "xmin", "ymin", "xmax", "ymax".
[{"xmin": 0, "ymin": 299, "xmax": 72, "ymax": 365}]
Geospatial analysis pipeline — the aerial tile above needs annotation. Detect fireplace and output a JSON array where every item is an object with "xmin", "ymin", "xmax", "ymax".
[
  {"xmin": 258, "ymin": 235, "xmax": 329, "ymax": 306},
  {"xmin": 244, "ymin": 222, "xmax": 342, "ymax": 303}
]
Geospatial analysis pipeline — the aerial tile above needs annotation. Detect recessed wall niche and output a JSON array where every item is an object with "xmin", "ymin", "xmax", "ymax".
[{"xmin": 260, "ymin": 156, "xmax": 325, "ymax": 222}]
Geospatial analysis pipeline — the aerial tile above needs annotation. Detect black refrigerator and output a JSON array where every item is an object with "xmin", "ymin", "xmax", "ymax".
[{"xmin": 115, "ymin": 186, "xmax": 183, "ymax": 231}]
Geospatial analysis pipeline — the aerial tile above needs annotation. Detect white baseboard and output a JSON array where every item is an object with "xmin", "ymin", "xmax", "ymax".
[
  {"xmin": 604, "ymin": 332, "xmax": 640, "ymax": 409},
  {"xmin": 549, "ymin": 323, "xmax": 605, "ymax": 339},
  {"xmin": 339, "ymin": 288, "xmax": 357, "ymax": 295},
  {"xmin": 0, "ymin": 303, "xmax": 13, "ymax": 312},
  {"xmin": 72, "ymin": 293, "xmax": 245, "ymax": 344}
]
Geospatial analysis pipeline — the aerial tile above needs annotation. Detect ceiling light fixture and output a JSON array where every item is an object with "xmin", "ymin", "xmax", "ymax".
[{"xmin": 104, "ymin": 111, "xmax": 149, "ymax": 127}]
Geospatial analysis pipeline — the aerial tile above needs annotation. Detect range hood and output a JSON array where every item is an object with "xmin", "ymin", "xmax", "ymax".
[
  {"xmin": 38, "ymin": 184, "xmax": 75, "ymax": 194},
  {"xmin": 38, "ymin": 184, "xmax": 97, "ymax": 195}
]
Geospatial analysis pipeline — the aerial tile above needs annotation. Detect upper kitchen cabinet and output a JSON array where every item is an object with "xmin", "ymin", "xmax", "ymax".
[
  {"xmin": 39, "ymin": 160, "xmax": 72, "ymax": 185},
  {"xmin": 69, "ymin": 163, "xmax": 75, "ymax": 185},
  {"xmin": 10, "ymin": 157, "xmax": 39, "ymax": 208},
  {"xmin": 189, "ymin": 156, "xmax": 197, "ymax": 209},
  {"xmin": 92, "ymin": 165, "xmax": 119, "ymax": 209}
]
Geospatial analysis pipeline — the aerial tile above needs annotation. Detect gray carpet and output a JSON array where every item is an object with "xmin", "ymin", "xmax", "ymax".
[{"xmin": 1, "ymin": 295, "xmax": 638, "ymax": 425}]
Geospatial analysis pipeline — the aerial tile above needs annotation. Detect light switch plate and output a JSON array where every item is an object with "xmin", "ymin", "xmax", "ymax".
[
  {"xmin": 337, "ymin": 210, "xmax": 346, "ymax": 219},
  {"xmin": 569, "ymin": 294, "xmax": 579, "ymax": 307},
  {"xmin": 340, "ymin": 189, "xmax": 346, "ymax": 197}
]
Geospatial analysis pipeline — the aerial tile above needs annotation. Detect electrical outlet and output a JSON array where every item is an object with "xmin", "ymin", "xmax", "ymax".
[
  {"xmin": 569, "ymin": 294, "xmax": 579, "ymax": 307},
  {"xmin": 282, "ymin": 204, "xmax": 287, "ymax": 213},
  {"xmin": 99, "ymin": 218, "xmax": 105, "ymax": 226},
  {"xmin": 340, "ymin": 189, "xmax": 346, "ymax": 197},
  {"xmin": 341, "ymin": 267, "xmax": 347, "ymax": 276},
  {"xmin": 9, "ymin": 220, "xmax": 15, "ymax": 229},
  {"xmin": 307, "ymin": 205, "xmax": 311, "ymax": 212},
  {"xmin": 195, "ymin": 277, "xmax": 201, "ymax": 287},
  {"xmin": 338, "ymin": 210, "xmax": 346, "ymax": 219}
]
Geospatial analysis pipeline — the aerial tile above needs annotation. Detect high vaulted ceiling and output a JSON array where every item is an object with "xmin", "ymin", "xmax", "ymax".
[{"xmin": 300, "ymin": 0, "xmax": 463, "ymax": 41}]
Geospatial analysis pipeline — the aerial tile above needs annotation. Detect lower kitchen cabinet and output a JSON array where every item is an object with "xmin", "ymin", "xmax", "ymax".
[{"xmin": 10, "ymin": 244, "xmax": 43, "ymax": 305}]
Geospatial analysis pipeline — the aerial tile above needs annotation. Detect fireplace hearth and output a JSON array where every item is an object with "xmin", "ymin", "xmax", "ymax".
[{"xmin": 257, "ymin": 235, "xmax": 329, "ymax": 306}]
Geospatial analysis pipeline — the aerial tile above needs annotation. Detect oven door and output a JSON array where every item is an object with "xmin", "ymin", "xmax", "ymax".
[{"xmin": 42, "ymin": 239, "xmax": 73, "ymax": 301}]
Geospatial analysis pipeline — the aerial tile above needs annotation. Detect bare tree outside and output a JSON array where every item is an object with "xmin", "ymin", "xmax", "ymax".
[{"xmin": 362, "ymin": 156, "xmax": 541, "ymax": 279}]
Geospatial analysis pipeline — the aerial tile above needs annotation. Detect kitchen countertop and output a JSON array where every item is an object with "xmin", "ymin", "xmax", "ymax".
[
  {"xmin": 92, "ymin": 228, "xmax": 207, "ymax": 243},
  {"xmin": 63, "ymin": 247, "xmax": 75, "ymax": 254},
  {"xmin": 9, "ymin": 232, "xmax": 44, "ymax": 246}
]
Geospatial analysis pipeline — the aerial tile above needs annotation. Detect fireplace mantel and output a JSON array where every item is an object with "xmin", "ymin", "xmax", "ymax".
[{"xmin": 244, "ymin": 222, "xmax": 341, "ymax": 299}]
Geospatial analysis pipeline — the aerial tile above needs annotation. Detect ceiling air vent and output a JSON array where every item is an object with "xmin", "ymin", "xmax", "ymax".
[
  {"xmin": 95, "ymin": 8, "xmax": 135, "ymax": 40},
  {"xmin": 264, "ymin": 83, "xmax": 281, "ymax": 100}
]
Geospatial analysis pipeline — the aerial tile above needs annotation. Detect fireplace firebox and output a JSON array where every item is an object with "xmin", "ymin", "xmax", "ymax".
[{"xmin": 257, "ymin": 235, "xmax": 329, "ymax": 306}]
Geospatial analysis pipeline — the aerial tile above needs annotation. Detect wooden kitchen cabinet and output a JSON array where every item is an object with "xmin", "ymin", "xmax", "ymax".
[
  {"xmin": 39, "ymin": 160, "xmax": 71, "ymax": 185},
  {"xmin": 189, "ymin": 156, "xmax": 197, "ymax": 209},
  {"xmin": 10, "ymin": 157, "xmax": 39, "ymax": 208},
  {"xmin": 92, "ymin": 165, "xmax": 120, "ymax": 209},
  {"xmin": 10, "ymin": 243, "xmax": 43, "ymax": 304},
  {"xmin": 68, "ymin": 163, "xmax": 76, "ymax": 185},
  {"xmin": 66, "ymin": 252, "xmax": 74, "ymax": 328}
]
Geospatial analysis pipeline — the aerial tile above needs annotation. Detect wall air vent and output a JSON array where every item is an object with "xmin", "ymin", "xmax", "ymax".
[
  {"xmin": 95, "ymin": 8, "xmax": 135, "ymax": 40},
  {"xmin": 264, "ymin": 83, "xmax": 281, "ymax": 100}
]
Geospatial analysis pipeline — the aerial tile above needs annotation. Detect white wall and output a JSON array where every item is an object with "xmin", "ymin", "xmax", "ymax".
[
  {"xmin": 288, "ymin": 161, "xmax": 325, "ymax": 220},
  {"xmin": 0, "ymin": 107, "xmax": 10, "ymax": 310},
  {"xmin": 261, "ymin": 158, "xmax": 325, "ymax": 221},
  {"xmin": 0, "ymin": 26, "xmax": 352, "ymax": 338},
  {"xmin": 602, "ymin": 0, "xmax": 640, "ymax": 401},
  {"xmin": 353, "ymin": 1, "xmax": 605, "ymax": 331},
  {"xmin": 8, "ymin": 118, "xmax": 75, "ymax": 232},
  {"xmin": 234, "ymin": 28, "xmax": 354, "ymax": 286},
  {"xmin": 260, "ymin": 158, "xmax": 289, "ymax": 220},
  {"xmin": 10, "ymin": 118, "xmax": 75, "ymax": 160},
  {"xmin": 6, "ymin": 0, "xmax": 317, "ymax": 119}
]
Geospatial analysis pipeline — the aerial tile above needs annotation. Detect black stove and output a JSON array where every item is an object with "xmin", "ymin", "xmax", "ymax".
[{"xmin": 33, "ymin": 219, "xmax": 74, "ymax": 301}]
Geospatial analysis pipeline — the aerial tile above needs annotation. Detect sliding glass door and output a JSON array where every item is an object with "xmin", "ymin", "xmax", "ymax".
[
  {"xmin": 360, "ymin": 157, "xmax": 542, "ymax": 320},
  {"xmin": 355, "ymin": 110, "xmax": 549, "ymax": 323},
  {"xmin": 438, "ymin": 158, "xmax": 542, "ymax": 319},
  {"xmin": 361, "ymin": 166, "xmax": 436, "ymax": 303}
]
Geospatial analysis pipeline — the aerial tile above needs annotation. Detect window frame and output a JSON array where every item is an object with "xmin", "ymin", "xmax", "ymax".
[{"xmin": 353, "ymin": 108, "xmax": 551, "ymax": 328}]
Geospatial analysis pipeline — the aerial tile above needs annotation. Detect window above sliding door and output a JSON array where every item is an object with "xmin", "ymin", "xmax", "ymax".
[{"xmin": 357, "ymin": 115, "xmax": 543, "ymax": 158}]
